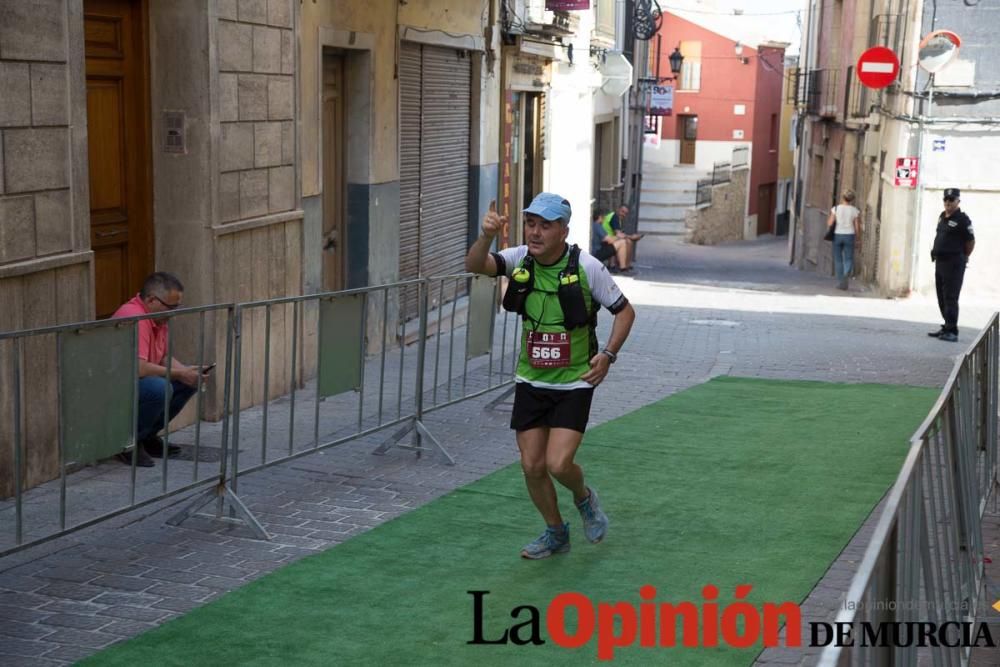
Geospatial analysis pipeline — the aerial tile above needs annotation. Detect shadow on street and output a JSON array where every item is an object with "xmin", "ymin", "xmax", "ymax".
[{"xmin": 634, "ymin": 234, "xmax": 880, "ymax": 298}]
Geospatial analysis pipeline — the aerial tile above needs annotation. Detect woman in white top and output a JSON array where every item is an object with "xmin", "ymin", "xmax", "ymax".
[{"xmin": 826, "ymin": 190, "xmax": 861, "ymax": 290}]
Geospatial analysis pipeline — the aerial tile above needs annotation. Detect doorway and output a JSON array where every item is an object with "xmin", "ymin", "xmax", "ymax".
[
  {"xmin": 84, "ymin": 0, "xmax": 153, "ymax": 317},
  {"xmin": 521, "ymin": 94, "xmax": 542, "ymax": 212},
  {"xmin": 508, "ymin": 92, "xmax": 544, "ymax": 247},
  {"xmin": 757, "ymin": 183, "xmax": 776, "ymax": 236},
  {"xmin": 592, "ymin": 123, "xmax": 605, "ymax": 209},
  {"xmin": 678, "ymin": 114, "xmax": 697, "ymax": 165},
  {"xmin": 322, "ymin": 50, "xmax": 346, "ymax": 293}
]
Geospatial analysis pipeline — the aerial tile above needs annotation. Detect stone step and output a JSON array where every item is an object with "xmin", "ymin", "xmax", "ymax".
[
  {"xmin": 641, "ymin": 181, "xmax": 699, "ymax": 192},
  {"xmin": 641, "ymin": 181, "xmax": 704, "ymax": 192},
  {"xmin": 642, "ymin": 174, "xmax": 707, "ymax": 185},
  {"xmin": 641, "ymin": 166, "xmax": 708, "ymax": 177},
  {"xmin": 637, "ymin": 203, "xmax": 691, "ymax": 219},
  {"xmin": 640, "ymin": 190, "xmax": 696, "ymax": 205},
  {"xmin": 638, "ymin": 220, "xmax": 687, "ymax": 235}
]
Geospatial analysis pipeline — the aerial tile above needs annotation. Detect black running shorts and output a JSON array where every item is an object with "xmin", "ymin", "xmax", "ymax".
[
  {"xmin": 510, "ymin": 382, "xmax": 595, "ymax": 433},
  {"xmin": 592, "ymin": 244, "xmax": 615, "ymax": 262}
]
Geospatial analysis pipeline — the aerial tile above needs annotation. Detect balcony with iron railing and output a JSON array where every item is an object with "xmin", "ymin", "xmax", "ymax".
[
  {"xmin": 785, "ymin": 67, "xmax": 799, "ymax": 106},
  {"xmin": 801, "ymin": 69, "xmax": 840, "ymax": 118},
  {"xmin": 521, "ymin": 0, "xmax": 580, "ymax": 37}
]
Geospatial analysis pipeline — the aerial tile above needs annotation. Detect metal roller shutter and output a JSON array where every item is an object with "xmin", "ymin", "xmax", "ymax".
[
  {"xmin": 399, "ymin": 42, "xmax": 423, "ymax": 318},
  {"xmin": 418, "ymin": 45, "xmax": 471, "ymax": 282},
  {"xmin": 398, "ymin": 43, "xmax": 471, "ymax": 322}
]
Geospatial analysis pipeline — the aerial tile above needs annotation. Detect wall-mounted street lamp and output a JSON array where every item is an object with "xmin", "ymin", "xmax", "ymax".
[
  {"xmin": 734, "ymin": 41, "xmax": 749, "ymax": 65},
  {"xmin": 638, "ymin": 43, "xmax": 684, "ymax": 90},
  {"xmin": 668, "ymin": 46, "xmax": 684, "ymax": 76}
]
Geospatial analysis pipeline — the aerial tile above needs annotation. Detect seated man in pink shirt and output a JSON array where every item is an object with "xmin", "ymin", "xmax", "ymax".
[{"xmin": 112, "ymin": 272, "xmax": 209, "ymax": 467}]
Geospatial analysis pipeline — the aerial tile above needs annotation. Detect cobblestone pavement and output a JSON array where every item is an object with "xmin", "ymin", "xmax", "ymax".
[{"xmin": 1, "ymin": 237, "xmax": 997, "ymax": 666}]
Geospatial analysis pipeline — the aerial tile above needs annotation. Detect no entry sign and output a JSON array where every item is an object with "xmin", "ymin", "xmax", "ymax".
[{"xmin": 856, "ymin": 47, "xmax": 900, "ymax": 89}]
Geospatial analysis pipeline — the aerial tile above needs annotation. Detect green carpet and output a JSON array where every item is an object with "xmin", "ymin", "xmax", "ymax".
[{"xmin": 83, "ymin": 377, "xmax": 936, "ymax": 666}]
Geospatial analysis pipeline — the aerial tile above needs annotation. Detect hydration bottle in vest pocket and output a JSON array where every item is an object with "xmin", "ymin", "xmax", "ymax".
[
  {"xmin": 502, "ymin": 266, "xmax": 532, "ymax": 314},
  {"xmin": 558, "ymin": 272, "xmax": 589, "ymax": 328}
]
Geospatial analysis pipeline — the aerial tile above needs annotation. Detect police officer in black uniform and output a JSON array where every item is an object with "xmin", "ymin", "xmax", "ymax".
[{"xmin": 928, "ymin": 188, "xmax": 975, "ymax": 342}]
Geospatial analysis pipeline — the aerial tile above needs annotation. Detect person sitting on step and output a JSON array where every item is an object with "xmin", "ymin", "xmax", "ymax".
[
  {"xmin": 111, "ymin": 272, "xmax": 212, "ymax": 467},
  {"xmin": 591, "ymin": 208, "xmax": 634, "ymax": 273}
]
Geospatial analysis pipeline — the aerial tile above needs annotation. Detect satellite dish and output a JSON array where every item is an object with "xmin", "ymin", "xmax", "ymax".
[{"xmin": 917, "ymin": 30, "xmax": 961, "ymax": 73}]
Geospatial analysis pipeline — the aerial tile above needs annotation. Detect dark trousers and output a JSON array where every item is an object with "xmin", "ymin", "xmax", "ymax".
[
  {"xmin": 137, "ymin": 377, "xmax": 196, "ymax": 442},
  {"xmin": 934, "ymin": 255, "xmax": 966, "ymax": 334}
]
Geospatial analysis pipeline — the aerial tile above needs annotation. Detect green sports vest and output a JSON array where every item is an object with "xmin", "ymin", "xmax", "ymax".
[
  {"xmin": 515, "ymin": 249, "xmax": 599, "ymax": 385},
  {"xmin": 601, "ymin": 212, "xmax": 616, "ymax": 239}
]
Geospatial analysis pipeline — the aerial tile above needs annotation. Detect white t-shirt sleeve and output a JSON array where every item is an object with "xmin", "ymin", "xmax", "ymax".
[
  {"xmin": 580, "ymin": 251, "xmax": 627, "ymax": 311},
  {"xmin": 493, "ymin": 246, "xmax": 528, "ymax": 277}
]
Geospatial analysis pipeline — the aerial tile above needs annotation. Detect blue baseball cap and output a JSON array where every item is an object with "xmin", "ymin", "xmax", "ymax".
[{"xmin": 523, "ymin": 192, "xmax": 572, "ymax": 224}]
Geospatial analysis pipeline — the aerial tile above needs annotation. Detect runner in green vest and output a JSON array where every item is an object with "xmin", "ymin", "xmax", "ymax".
[{"xmin": 465, "ymin": 193, "xmax": 636, "ymax": 559}]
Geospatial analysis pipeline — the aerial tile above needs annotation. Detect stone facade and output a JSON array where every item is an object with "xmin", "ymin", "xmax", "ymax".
[
  {"xmin": 218, "ymin": 0, "xmax": 296, "ymax": 223},
  {"xmin": 0, "ymin": 0, "xmax": 306, "ymax": 498},
  {"xmin": 686, "ymin": 167, "xmax": 749, "ymax": 245},
  {"xmin": 0, "ymin": 0, "xmax": 91, "ymax": 498},
  {"xmin": 0, "ymin": 1, "xmax": 82, "ymax": 279}
]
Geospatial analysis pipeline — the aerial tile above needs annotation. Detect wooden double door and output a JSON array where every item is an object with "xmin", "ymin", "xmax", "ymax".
[{"xmin": 84, "ymin": 0, "xmax": 153, "ymax": 317}]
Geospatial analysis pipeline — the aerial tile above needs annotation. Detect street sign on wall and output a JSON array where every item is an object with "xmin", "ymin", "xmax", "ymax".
[
  {"xmin": 894, "ymin": 157, "xmax": 919, "ymax": 187},
  {"xmin": 856, "ymin": 47, "xmax": 900, "ymax": 89}
]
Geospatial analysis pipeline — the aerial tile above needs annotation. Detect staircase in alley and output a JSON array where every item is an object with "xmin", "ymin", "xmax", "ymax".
[{"xmin": 637, "ymin": 164, "xmax": 707, "ymax": 241}]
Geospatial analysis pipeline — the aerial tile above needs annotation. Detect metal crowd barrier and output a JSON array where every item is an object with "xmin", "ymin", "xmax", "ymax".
[
  {"xmin": 0, "ymin": 303, "xmax": 236, "ymax": 556},
  {"xmin": 819, "ymin": 313, "xmax": 999, "ymax": 667},
  {"xmin": 170, "ymin": 273, "xmax": 520, "ymax": 538},
  {"xmin": 1, "ymin": 274, "xmax": 519, "ymax": 553}
]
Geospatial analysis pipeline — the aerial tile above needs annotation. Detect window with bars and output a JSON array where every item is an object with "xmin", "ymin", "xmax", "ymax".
[
  {"xmin": 844, "ymin": 65, "xmax": 872, "ymax": 119},
  {"xmin": 871, "ymin": 12, "xmax": 904, "ymax": 57},
  {"xmin": 801, "ymin": 69, "xmax": 839, "ymax": 117}
]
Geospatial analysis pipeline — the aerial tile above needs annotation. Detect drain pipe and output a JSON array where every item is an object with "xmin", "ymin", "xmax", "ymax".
[
  {"xmin": 907, "ymin": 75, "xmax": 933, "ymax": 294},
  {"xmin": 789, "ymin": 0, "xmax": 817, "ymax": 266}
]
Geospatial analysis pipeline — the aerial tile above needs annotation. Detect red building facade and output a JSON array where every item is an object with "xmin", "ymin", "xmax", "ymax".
[{"xmin": 650, "ymin": 13, "xmax": 786, "ymax": 233}]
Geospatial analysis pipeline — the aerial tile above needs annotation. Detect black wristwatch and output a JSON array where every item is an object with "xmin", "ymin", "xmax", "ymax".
[{"xmin": 601, "ymin": 349, "xmax": 617, "ymax": 364}]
